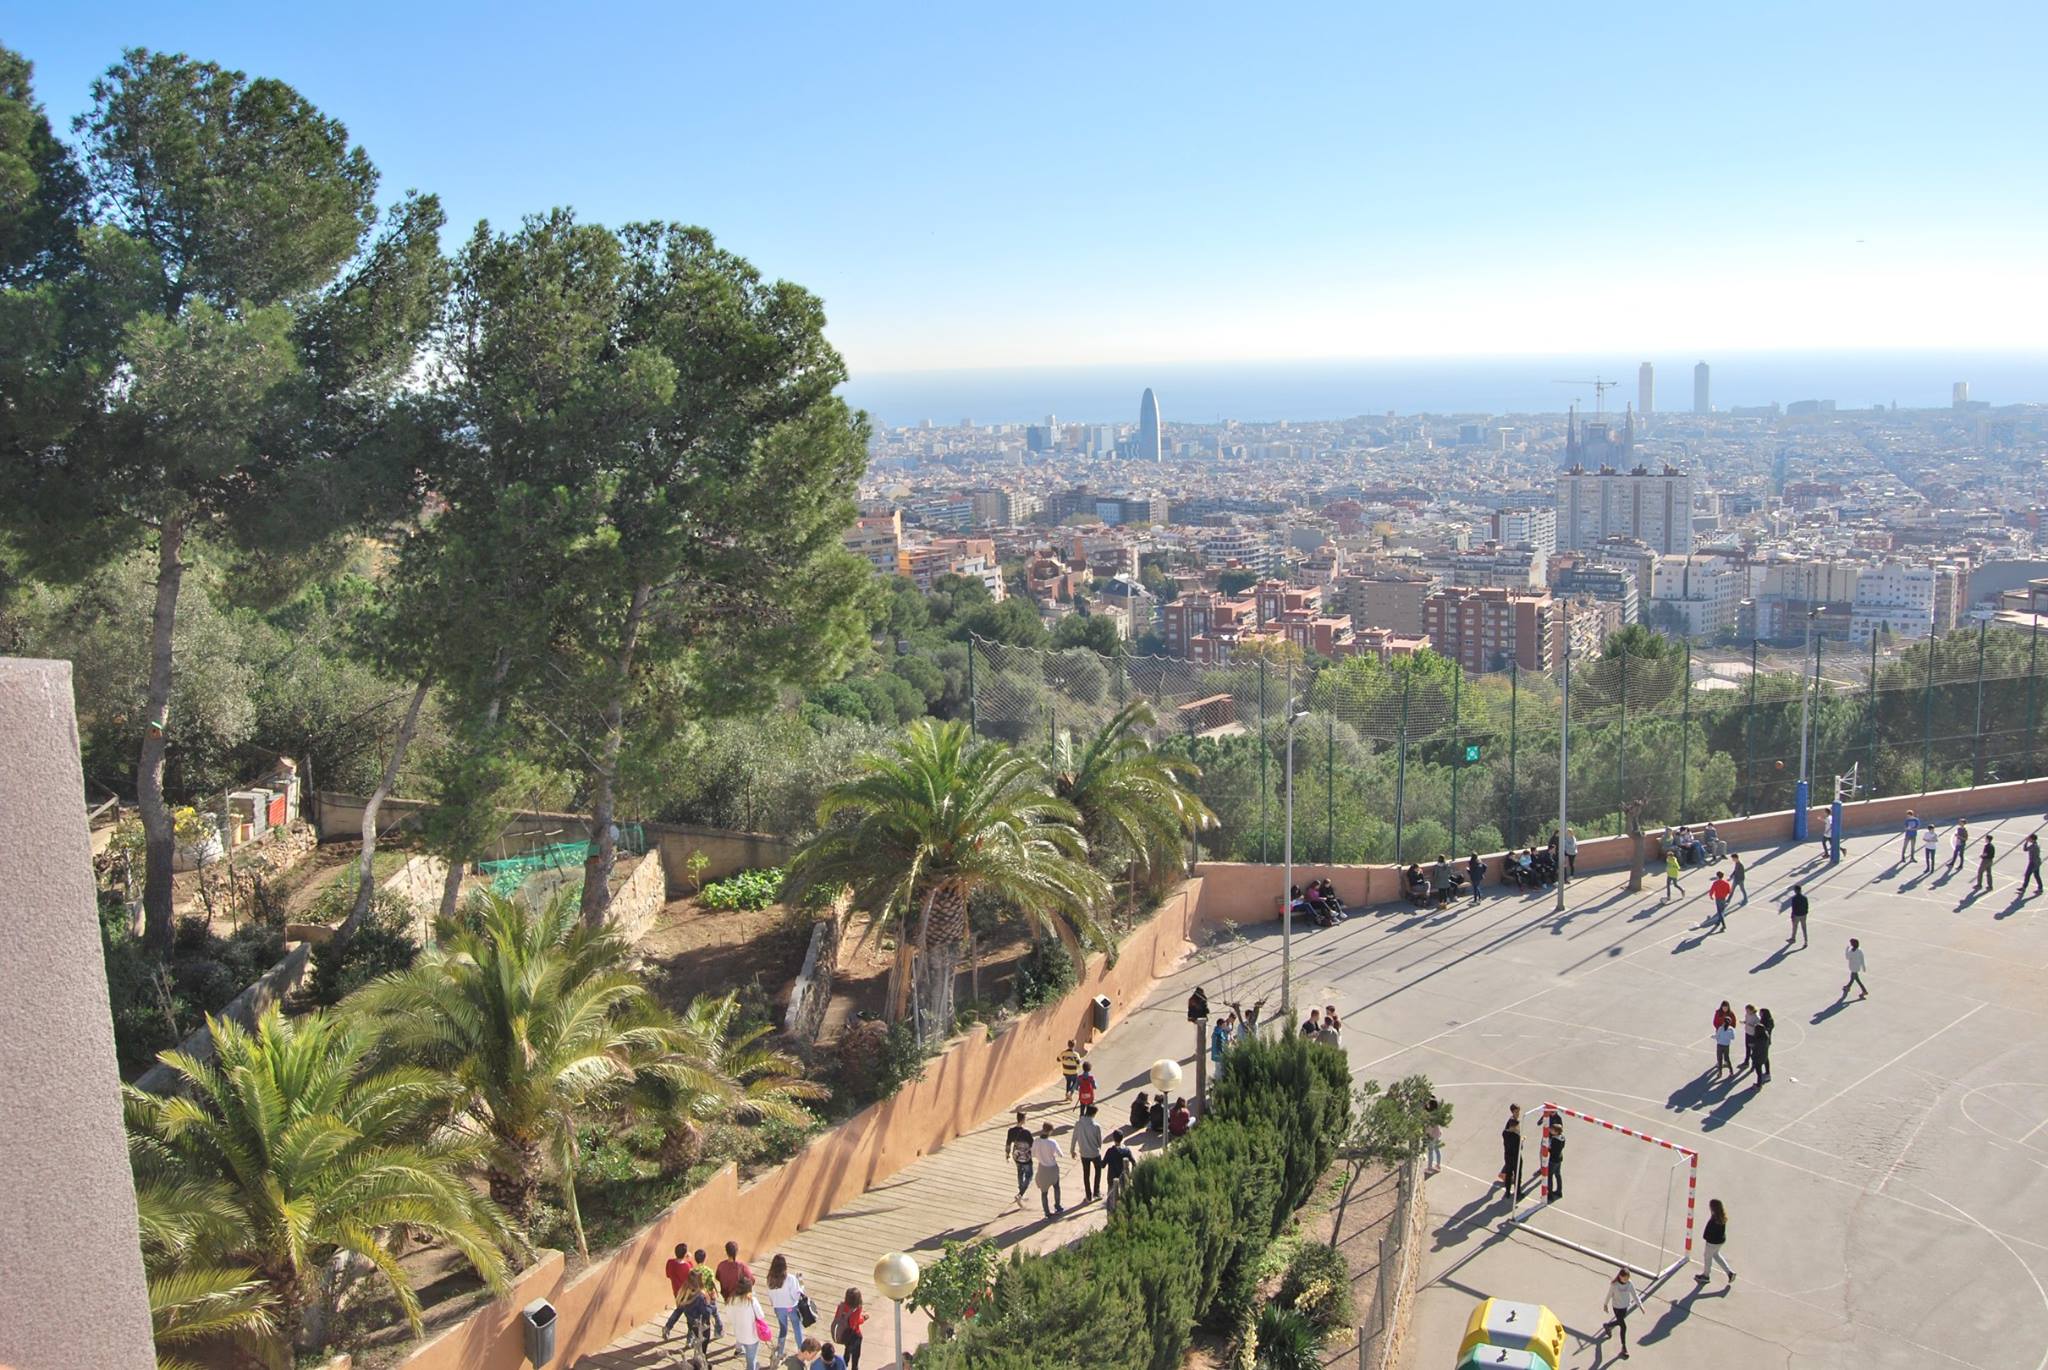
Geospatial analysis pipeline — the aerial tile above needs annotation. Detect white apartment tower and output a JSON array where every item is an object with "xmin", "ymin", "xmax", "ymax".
[
  {"xmin": 1555, "ymin": 465, "xmax": 1696, "ymax": 556},
  {"xmin": 1638, "ymin": 361, "xmax": 1654, "ymax": 416}
]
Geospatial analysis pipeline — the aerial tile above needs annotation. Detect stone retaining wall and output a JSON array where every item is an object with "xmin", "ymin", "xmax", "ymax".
[
  {"xmin": 782, "ymin": 912, "xmax": 841, "ymax": 1046},
  {"xmin": 132, "ymin": 941, "xmax": 315, "ymax": 1095}
]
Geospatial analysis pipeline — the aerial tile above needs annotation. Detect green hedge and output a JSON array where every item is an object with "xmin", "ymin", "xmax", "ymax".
[{"xmin": 915, "ymin": 1030, "xmax": 1351, "ymax": 1370}]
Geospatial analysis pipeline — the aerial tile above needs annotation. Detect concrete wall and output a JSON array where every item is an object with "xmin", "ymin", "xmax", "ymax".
[
  {"xmin": 389, "ymin": 877, "xmax": 1204, "ymax": 1370},
  {"xmin": 1192, "ymin": 775, "xmax": 2048, "ymax": 926},
  {"xmin": 606, "ymin": 849, "xmax": 668, "ymax": 946},
  {"xmin": 132, "ymin": 941, "xmax": 316, "ymax": 1095},
  {"xmin": 0, "ymin": 660, "xmax": 157, "ymax": 1370},
  {"xmin": 308, "ymin": 794, "xmax": 792, "ymax": 891}
]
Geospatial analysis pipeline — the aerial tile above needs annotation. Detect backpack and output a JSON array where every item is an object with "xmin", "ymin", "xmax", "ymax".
[{"xmin": 831, "ymin": 1304, "xmax": 851, "ymax": 1343}]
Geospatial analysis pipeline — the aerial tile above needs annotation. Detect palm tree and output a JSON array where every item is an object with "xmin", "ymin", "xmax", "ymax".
[
  {"xmin": 349, "ymin": 890, "xmax": 672, "ymax": 1256},
  {"xmin": 787, "ymin": 718, "xmax": 1110, "ymax": 1043},
  {"xmin": 1049, "ymin": 700, "xmax": 1215, "ymax": 897},
  {"xmin": 638, "ymin": 990, "xmax": 829, "ymax": 1172},
  {"xmin": 123, "ymin": 1007, "xmax": 511, "ymax": 1355}
]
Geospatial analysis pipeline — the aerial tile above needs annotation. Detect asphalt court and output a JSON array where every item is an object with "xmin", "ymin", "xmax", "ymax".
[{"xmin": 1206, "ymin": 806, "xmax": 2048, "ymax": 1369}]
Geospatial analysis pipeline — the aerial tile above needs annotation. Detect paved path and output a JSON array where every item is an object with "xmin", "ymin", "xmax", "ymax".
[{"xmin": 585, "ymin": 927, "xmax": 1272, "ymax": 1368}]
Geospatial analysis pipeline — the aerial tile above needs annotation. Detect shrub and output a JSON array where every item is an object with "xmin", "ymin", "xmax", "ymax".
[
  {"xmin": 1013, "ymin": 936, "xmax": 1077, "ymax": 1011},
  {"xmin": 1349, "ymin": 1073, "xmax": 1446, "ymax": 1166},
  {"xmin": 1208, "ymin": 1031, "xmax": 1352, "ymax": 1214},
  {"xmin": 908, "ymin": 1239, "xmax": 1003, "ymax": 1340},
  {"xmin": 1274, "ymin": 1241, "xmax": 1352, "ymax": 1336},
  {"xmin": 1250, "ymin": 1303, "xmax": 1320, "ymax": 1370},
  {"xmin": 304, "ymin": 896, "xmax": 420, "ymax": 1007},
  {"xmin": 699, "ymin": 866, "xmax": 785, "ymax": 911},
  {"xmin": 834, "ymin": 1018, "xmax": 929, "ymax": 1104}
]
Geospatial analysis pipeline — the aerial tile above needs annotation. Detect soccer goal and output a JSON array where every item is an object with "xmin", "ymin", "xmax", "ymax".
[{"xmin": 1506, "ymin": 1102, "xmax": 1699, "ymax": 1287}]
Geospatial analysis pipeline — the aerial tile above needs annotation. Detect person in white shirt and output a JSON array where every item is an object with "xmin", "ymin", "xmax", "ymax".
[
  {"xmin": 730, "ymin": 1276, "xmax": 766, "ymax": 1370},
  {"xmin": 1920, "ymin": 823, "xmax": 1938, "ymax": 873},
  {"xmin": 764, "ymin": 1254, "xmax": 805, "ymax": 1362},
  {"xmin": 1842, "ymin": 937, "xmax": 1868, "ymax": 999},
  {"xmin": 1072, "ymin": 1105, "xmax": 1104, "ymax": 1201},
  {"xmin": 1560, "ymin": 827, "xmax": 1578, "ymax": 880},
  {"xmin": 1601, "ymin": 1268, "xmax": 1646, "ymax": 1359},
  {"xmin": 1031, "ymin": 1123, "xmax": 1065, "ymax": 1217}
]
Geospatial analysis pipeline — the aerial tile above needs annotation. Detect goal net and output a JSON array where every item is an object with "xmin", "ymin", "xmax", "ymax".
[{"xmin": 1507, "ymin": 1102, "xmax": 1698, "ymax": 1286}]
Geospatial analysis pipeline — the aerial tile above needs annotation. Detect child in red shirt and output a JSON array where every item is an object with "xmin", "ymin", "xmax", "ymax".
[
  {"xmin": 832, "ymin": 1288, "xmax": 868, "ymax": 1370},
  {"xmin": 1075, "ymin": 1062, "xmax": 1097, "ymax": 1110},
  {"xmin": 660, "ymin": 1242, "xmax": 695, "ymax": 1339}
]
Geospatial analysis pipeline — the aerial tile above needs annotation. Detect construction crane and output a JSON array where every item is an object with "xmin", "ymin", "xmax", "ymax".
[{"xmin": 1553, "ymin": 376, "xmax": 1620, "ymax": 415}]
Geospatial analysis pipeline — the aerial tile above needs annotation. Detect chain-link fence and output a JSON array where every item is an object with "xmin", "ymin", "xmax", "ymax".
[{"xmin": 967, "ymin": 620, "xmax": 2047, "ymax": 865}]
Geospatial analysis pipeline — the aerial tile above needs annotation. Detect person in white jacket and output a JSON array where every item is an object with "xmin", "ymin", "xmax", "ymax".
[
  {"xmin": 765, "ymin": 1254, "xmax": 806, "ymax": 1362},
  {"xmin": 730, "ymin": 1275, "xmax": 767, "ymax": 1370},
  {"xmin": 1601, "ymin": 1268, "xmax": 1646, "ymax": 1359}
]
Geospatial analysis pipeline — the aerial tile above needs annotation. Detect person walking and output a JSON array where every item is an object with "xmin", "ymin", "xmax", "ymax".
[
  {"xmin": 1601, "ymin": 1268, "xmax": 1646, "ymax": 1360},
  {"xmin": 1562, "ymin": 827, "xmax": 1579, "ymax": 880},
  {"xmin": 1057, "ymin": 1041, "xmax": 1081, "ymax": 1099},
  {"xmin": 1739, "ymin": 1004, "xmax": 1760, "ymax": 1072},
  {"xmin": 1948, "ymin": 820, "xmax": 1971, "ymax": 875},
  {"xmin": 1787, "ymin": 884, "xmax": 1810, "ymax": 948},
  {"xmin": 1003, "ymin": 1109, "xmax": 1033, "ymax": 1205},
  {"xmin": 2023, "ymin": 833, "xmax": 2044, "ymax": 897},
  {"xmin": 1423, "ymin": 1097, "xmax": 1444, "ymax": 1175},
  {"xmin": 764, "ymin": 1255, "xmax": 804, "ymax": 1363},
  {"xmin": 715, "ymin": 1242, "xmax": 753, "ymax": 1301},
  {"xmin": 1073, "ymin": 1104, "xmax": 1104, "ymax": 1201},
  {"xmin": 1975, "ymin": 834, "xmax": 1997, "ymax": 892},
  {"xmin": 661, "ymin": 1242, "xmax": 697, "ymax": 1341},
  {"xmin": 1103, "ymin": 1129, "xmax": 1135, "ymax": 1211},
  {"xmin": 1752, "ymin": 1008, "xmax": 1775, "ymax": 1085},
  {"xmin": 1665, "ymin": 850, "xmax": 1687, "ymax": 901},
  {"xmin": 1708, "ymin": 870, "xmax": 1734, "ymax": 930},
  {"xmin": 1920, "ymin": 821, "xmax": 1938, "ymax": 874},
  {"xmin": 1075, "ymin": 1061, "xmax": 1097, "ymax": 1111},
  {"xmin": 1031, "ymin": 1122, "xmax": 1065, "ymax": 1217},
  {"xmin": 1542, "ymin": 1110, "xmax": 1565, "ymax": 1200},
  {"xmin": 1695, "ymin": 1199, "xmax": 1737, "ymax": 1286},
  {"xmin": 730, "ymin": 1276, "xmax": 768, "ymax": 1370},
  {"xmin": 1843, "ymin": 937, "xmax": 1869, "ymax": 999},
  {"xmin": 1497, "ymin": 1105, "xmax": 1524, "ymax": 1199},
  {"xmin": 830, "ymin": 1290, "xmax": 866, "ymax": 1370},
  {"xmin": 1730, "ymin": 852, "xmax": 1748, "ymax": 906},
  {"xmin": 1900, "ymin": 811, "xmax": 1920, "ymax": 863}
]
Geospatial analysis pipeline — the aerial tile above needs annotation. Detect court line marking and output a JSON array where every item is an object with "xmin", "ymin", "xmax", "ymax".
[
  {"xmin": 1764, "ymin": 1002, "xmax": 1986, "ymax": 1140},
  {"xmin": 1928, "ymin": 1191, "xmax": 2048, "ymax": 1370}
]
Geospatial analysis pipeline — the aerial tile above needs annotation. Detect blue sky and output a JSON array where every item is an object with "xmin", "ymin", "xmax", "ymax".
[{"xmin": 15, "ymin": 3, "xmax": 2048, "ymax": 375}]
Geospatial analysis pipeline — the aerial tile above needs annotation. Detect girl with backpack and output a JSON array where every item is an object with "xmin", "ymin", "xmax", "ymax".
[{"xmin": 830, "ymin": 1288, "xmax": 865, "ymax": 1370}]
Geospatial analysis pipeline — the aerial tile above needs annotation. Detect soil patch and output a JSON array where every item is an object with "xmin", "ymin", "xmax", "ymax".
[
  {"xmin": 818, "ymin": 910, "xmax": 1040, "ymax": 1043},
  {"xmin": 1307, "ymin": 1160, "xmax": 1404, "ymax": 1366},
  {"xmin": 635, "ymin": 895, "xmax": 814, "ymax": 1018}
]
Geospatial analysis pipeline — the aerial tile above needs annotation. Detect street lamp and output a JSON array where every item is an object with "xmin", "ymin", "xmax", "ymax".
[
  {"xmin": 1795, "ymin": 606, "xmax": 1820, "ymax": 841},
  {"xmin": 1150, "ymin": 1057, "xmax": 1183, "ymax": 1096},
  {"xmin": 1555, "ymin": 634, "xmax": 1570, "ymax": 914},
  {"xmin": 1280, "ymin": 708, "xmax": 1311, "ymax": 1021},
  {"xmin": 875, "ymin": 1251, "xmax": 920, "ymax": 1368}
]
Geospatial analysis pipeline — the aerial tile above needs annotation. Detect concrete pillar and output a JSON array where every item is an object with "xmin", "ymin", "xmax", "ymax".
[{"xmin": 0, "ymin": 660, "xmax": 157, "ymax": 1369}]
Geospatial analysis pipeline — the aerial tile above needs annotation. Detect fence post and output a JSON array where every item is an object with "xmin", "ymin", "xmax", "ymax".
[
  {"xmin": 1449, "ymin": 661, "xmax": 1462, "ymax": 855},
  {"xmin": 2030, "ymin": 602, "xmax": 2042, "ymax": 779},
  {"xmin": 1326, "ymin": 708, "xmax": 1336, "ymax": 863},
  {"xmin": 1259, "ymin": 658, "xmax": 1269, "ymax": 864},
  {"xmin": 1744, "ymin": 639, "xmax": 1758, "ymax": 817},
  {"xmin": 967, "ymin": 634, "xmax": 978, "ymax": 735},
  {"xmin": 1922, "ymin": 637, "xmax": 1935, "ymax": 795},
  {"xmin": 1972, "ymin": 617, "xmax": 1988, "ymax": 787},
  {"xmin": 1680, "ymin": 642, "xmax": 1692, "ymax": 824},
  {"xmin": 1507, "ymin": 660, "xmax": 1519, "ymax": 846},
  {"xmin": 1617, "ymin": 652, "xmax": 1630, "ymax": 836},
  {"xmin": 1866, "ymin": 631, "xmax": 1879, "ymax": 786},
  {"xmin": 1394, "ymin": 673, "xmax": 1411, "ymax": 864}
]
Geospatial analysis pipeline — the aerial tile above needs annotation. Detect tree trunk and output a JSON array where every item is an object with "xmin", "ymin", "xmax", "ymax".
[
  {"xmin": 916, "ymin": 884, "xmax": 969, "ymax": 1046},
  {"xmin": 436, "ymin": 859, "xmax": 466, "ymax": 925},
  {"xmin": 138, "ymin": 515, "xmax": 188, "ymax": 955},
  {"xmin": 1625, "ymin": 800, "xmax": 1648, "ymax": 893},
  {"xmin": 437, "ymin": 652, "xmax": 513, "ymax": 927},
  {"xmin": 581, "ymin": 581, "xmax": 651, "ymax": 928},
  {"xmin": 886, "ymin": 936, "xmax": 915, "ymax": 1024},
  {"xmin": 340, "ymin": 679, "xmax": 431, "ymax": 945}
]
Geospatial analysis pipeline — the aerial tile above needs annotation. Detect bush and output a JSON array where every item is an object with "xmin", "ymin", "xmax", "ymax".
[
  {"xmin": 1250, "ymin": 1303, "xmax": 1320, "ymax": 1370},
  {"xmin": 699, "ymin": 866, "xmax": 785, "ymax": 911},
  {"xmin": 104, "ymin": 917, "xmax": 287, "ymax": 1077},
  {"xmin": 1207, "ymin": 1030, "xmax": 1353, "ymax": 1214},
  {"xmin": 304, "ymin": 896, "xmax": 420, "ymax": 1007},
  {"xmin": 1274, "ymin": 1241, "xmax": 1352, "ymax": 1336},
  {"xmin": 834, "ymin": 1018, "xmax": 929, "ymax": 1104},
  {"xmin": 1013, "ymin": 936, "xmax": 1076, "ymax": 1011}
]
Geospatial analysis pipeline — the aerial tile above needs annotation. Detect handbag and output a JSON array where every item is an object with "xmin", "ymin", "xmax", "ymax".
[
  {"xmin": 797, "ymin": 1291, "xmax": 818, "ymax": 1327},
  {"xmin": 754, "ymin": 1314, "xmax": 773, "ymax": 1341}
]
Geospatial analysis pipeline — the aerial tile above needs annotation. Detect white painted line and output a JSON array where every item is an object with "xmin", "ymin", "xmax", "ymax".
[{"xmin": 1765, "ymin": 1003, "xmax": 1986, "ymax": 1140}]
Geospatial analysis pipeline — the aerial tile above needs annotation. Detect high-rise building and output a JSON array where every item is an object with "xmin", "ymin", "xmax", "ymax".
[
  {"xmin": 1555, "ymin": 465, "xmax": 1696, "ymax": 555},
  {"xmin": 1423, "ymin": 585, "xmax": 1561, "ymax": 674},
  {"xmin": 1953, "ymin": 381, "xmax": 1970, "ymax": 408},
  {"xmin": 1136, "ymin": 387, "xmax": 1164, "ymax": 462},
  {"xmin": 1693, "ymin": 361, "xmax": 1711, "ymax": 415},
  {"xmin": 1639, "ymin": 361, "xmax": 1655, "ymax": 416}
]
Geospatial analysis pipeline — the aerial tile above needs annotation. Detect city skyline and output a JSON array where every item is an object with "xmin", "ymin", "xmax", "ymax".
[{"xmin": 10, "ymin": 3, "xmax": 2047, "ymax": 375}]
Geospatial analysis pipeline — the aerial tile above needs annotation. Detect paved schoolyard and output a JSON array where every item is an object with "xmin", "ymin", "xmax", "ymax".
[{"xmin": 1257, "ymin": 809, "xmax": 2048, "ymax": 1370}]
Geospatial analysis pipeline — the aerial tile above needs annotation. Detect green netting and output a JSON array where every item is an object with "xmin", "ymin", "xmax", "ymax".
[{"xmin": 476, "ymin": 826, "xmax": 647, "ymax": 897}]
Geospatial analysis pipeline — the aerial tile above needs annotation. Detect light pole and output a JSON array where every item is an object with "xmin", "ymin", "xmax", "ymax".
[
  {"xmin": 1555, "ymin": 635, "xmax": 1570, "ymax": 915},
  {"xmin": 875, "ymin": 1251, "xmax": 920, "ymax": 1369},
  {"xmin": 1280, "ymin": 708, "xmax": 1310, "ymax": 1022},
  {"xmin": 1795, "ymin": 606, "xmax": 1820, "ymax": 841},
  {"xmin": 1150, "ymin": 1057, "xmax": 1184, "ymax": 1098}
]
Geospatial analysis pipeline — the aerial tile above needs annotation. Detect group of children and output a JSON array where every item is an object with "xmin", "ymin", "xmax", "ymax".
[
  {"xmin": 659, "ymin": 1241, "xmax": 867, "ymax": 1370},
  {"xmin": 1710, "ymin": 1000, "xmax": 1775, "ymax": 1085}
]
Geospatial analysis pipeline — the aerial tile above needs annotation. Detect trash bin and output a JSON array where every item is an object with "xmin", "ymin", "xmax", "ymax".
[
  {"xmin": 522, "ymin": 1298, "xmax": 557, "ymax": 1366},
  {"xmin": 1091, "ymin": 994, "xmax": 1111, "ymax": 1031}
]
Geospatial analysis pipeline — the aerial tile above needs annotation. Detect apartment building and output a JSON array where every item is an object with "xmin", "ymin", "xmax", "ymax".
[
  {"xmin": 1332, "ymin": 568, "xmax": 1435, "ymax": 635},
  {"xmin": 1556, "ymin": 465, "xmax": 1697, "ymax": 555},
  {"xmin": 1424, "ymin": 585, "xmax": 1562, "ymax": 674},
  {"xmin": 844, "ymin": 511, "xmax": 904, "ymax": 576},
  {"xmin": 1850, "ymin": 561, "xmax": 1938, "ymax": 640},
  {"xmin": 1647, "ymin": 554, "xmax": 1742, "ymax": 638}
]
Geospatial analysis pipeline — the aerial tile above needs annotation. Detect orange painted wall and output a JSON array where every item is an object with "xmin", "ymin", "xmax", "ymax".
[{"xmin": 391, "ymin": 878, "xmax": 1203, "ymax": 1370}]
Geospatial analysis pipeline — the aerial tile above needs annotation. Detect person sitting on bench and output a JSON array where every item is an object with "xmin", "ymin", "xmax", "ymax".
[
  {"xmin": 1300, "ymin": 883, "xmax": 1339, "ymax": 927},
  {"xmin": 1404, "ymin": 863, "xmax": 1432, "ymax": 905},
  {"xmin": 1313, "ymin": 879, "xmax": 1348, "ymax": 919}
]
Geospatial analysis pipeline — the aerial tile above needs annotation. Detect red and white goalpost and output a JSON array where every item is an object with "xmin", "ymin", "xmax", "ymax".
[{"xmin": 1508, "ymin": 1101, "xmax": 1699, "ymax": 1287}]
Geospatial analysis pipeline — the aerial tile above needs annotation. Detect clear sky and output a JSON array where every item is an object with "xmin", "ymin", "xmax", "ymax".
[{"xmin": 14, "ymin": 3, "xmax": 2048, "ymax": 377}]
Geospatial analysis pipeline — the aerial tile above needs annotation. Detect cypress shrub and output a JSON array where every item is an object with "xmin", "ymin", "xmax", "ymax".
[{"xmin": 1206, "ymin": 1030, "xmax": 1351, "ymax": 1213}]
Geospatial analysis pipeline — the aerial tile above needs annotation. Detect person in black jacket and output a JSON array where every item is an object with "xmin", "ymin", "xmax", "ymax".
[
  {"xmin": 1695, "ymin": 1198, "xmax": 1737, "ymax": 1285},
  {"xmin": 1541, "ymin": 1110, "xmax": 1565, "ymax": 1200},
  {"xmin": 1495, "ymin": 1105, "xmax": 1524, "ymax": 1200},
  {"xmin": 1751, "ymin": 1009, "xmax": 1774, "ymax": 1086}
]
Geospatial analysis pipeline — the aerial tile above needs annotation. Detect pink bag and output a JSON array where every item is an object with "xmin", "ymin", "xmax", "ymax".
[{"xmin": 755, "ymin": 1315, "xmax": 773, "ymax": 1341}]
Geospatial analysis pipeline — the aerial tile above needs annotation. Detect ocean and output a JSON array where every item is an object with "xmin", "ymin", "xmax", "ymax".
[{"xmin": 840, "ymin": 352, "xmax": 2048, "ymax": 429}]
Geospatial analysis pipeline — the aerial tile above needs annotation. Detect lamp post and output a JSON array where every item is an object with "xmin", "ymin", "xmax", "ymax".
[
  {"xmin": 1150, "ymin": 1057, "xmax": 1184, "ymax": 1096},
  {"xmin": 1795, "ymin": 606, "xmax": 1819, "ymax": 841},
  {"xmin": 1280, "ymin": 708, "xmax": 1310, "ymax": 1022},
  {"xmin": 1555, "ymin": 634, "xmax": 1570, "ymax": 915},
  {"xmin": 875, "ymin": 1251, "xmax": 920, "ymax": 1369}
]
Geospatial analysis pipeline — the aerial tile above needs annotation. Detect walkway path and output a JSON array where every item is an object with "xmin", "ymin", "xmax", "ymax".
[{"xmin": 584, "ymin": 922, "xmax": 1283, "ymax": 1369}]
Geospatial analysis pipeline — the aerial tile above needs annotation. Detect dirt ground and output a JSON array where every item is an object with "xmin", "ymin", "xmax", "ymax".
[
  {"xmin": 1308, "ymin": 1161, "xmax": 1404, "ymax": 1366},
  {"xmin": 634, "ymin": 895, "xmax": 814, "ymax": 1019}
]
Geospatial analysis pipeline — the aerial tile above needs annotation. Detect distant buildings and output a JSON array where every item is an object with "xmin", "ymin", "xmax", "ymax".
[
  {"xmin": 1563, "ymin": 405, "xmax": 1634, "ymax": 468},
  {"xmin": 1136, "ymin": 388, "xmax": 1164, "ymax": 463},
  {"xmin": 1646, "ymin": 554, "xmax": 1741, "ymax": 637},
  {"xmin": 1953, "ymin": 381, "xmax": 1970, "ymax": 409},
  {"xmin": 1424, "ymin": 585, "xmax": 1561, "ymax": 674},
  {"xmin": 1639, "ymin": 361, "xmax": 1655, "ymax": 417},
  {"xmin": 1556, "ymin": 464, "xmax": 1697, "ymax": 555},
  {"xmin": 1493, "ymin": 506, "xmax": 1558, "ymax": 561},
  {"xmin": 844, "ymin": 511, "xmax": 904, "ymax": 574},
  {"xmin": 1694, "ymin": 361, "xmax": 1711, "ymax": 415}
]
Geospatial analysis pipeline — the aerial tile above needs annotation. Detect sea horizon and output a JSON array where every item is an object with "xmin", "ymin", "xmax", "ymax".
[{"xmin": 840, "ymin": 350, "xmax": 2048, "ymax": 429}]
